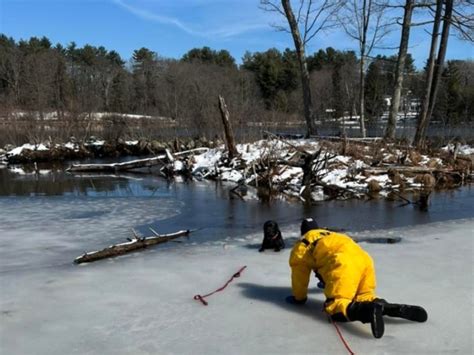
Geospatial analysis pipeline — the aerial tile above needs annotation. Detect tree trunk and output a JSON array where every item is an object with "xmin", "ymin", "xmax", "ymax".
[
  {"xmin": 218, "ymin": 95, "xmax": 239, "ymax": 160},
  {"xmin": 358, "ymin": 0, "xmax": 370, "ymax": 138},
  {"xmin": 281, "ymin": 0, "xmax": 317, "ymax": 137},
  {"xmin": 425, "ymin": 0, "xmax": 453, "ymax": 129},
  {"xmin": 413, "ymin": 0, "xmax": 443, "ymax": 146},
  {"xmin": 385, "ymin": 0, "xmax": 414, "ymax": 140},
  {"xmin": 359, "ymin": 54, "xmax": 367, "ymax": 138}
]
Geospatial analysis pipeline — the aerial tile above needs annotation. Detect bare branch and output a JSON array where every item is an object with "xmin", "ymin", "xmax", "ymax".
[
  {"xmin": 261, "ymin": 0, "xmax": 348, "ymax": 50},
  {"xmin": 297, "ymin": 0, "xmax": 305, "ymax": 23},
  {"xmin": 304, "ymin": 0, "xmax": 344, "ymax": 45},
  {"xmin": 410, "ymin": 19, "xmax": 436, "ymax": 26},
  {"xmin": 259, "ymin": 1, "xmax": 286, "ymax": 17}
]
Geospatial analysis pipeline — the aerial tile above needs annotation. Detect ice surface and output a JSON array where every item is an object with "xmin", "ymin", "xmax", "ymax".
[
  {"xmin": 0, "ymin": 199, "xmax": 472, "ymax": 355},
  {"xmin": 0, "ymin": 197, "xmax": 183, "ymax": 272}
]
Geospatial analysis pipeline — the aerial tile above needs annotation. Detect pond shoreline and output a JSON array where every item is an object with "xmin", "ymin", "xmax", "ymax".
[{"xmin": 1, "ymin": 137, "xmax": 472, "ymax": 208}]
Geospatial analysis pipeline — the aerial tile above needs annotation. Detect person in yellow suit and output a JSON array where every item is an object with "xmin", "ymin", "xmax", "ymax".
[{"xmin": 287, "ymin": 218, "xmax": 427, "ymax": 338}]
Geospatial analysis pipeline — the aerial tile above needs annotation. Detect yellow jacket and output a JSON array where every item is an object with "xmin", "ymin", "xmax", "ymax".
[{"xmin": 289, "ymin": 229, "xmax": 377, "ymax": 316}]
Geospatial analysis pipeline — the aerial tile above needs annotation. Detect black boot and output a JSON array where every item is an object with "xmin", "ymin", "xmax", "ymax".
[
  {"xmin": 347, "ymin": 301, "xmax": 384, "ymax": 339},
  {"xmin": 375, "ymin": 299, "xmax": 428, "ymax": 322}
]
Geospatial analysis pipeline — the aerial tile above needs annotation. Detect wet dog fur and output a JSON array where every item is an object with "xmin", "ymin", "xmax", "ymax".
[{"xmin": 259, "ymin": 220, "xmax": 285, "ymax": 252}]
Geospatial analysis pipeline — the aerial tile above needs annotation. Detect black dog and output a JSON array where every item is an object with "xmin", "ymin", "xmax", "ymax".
[{"xmin": 259, "ymin": 220, "xmax": 285, "ymax": 252}]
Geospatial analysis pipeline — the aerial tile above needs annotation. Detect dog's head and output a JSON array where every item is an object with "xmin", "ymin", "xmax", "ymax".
[{"xmin": 263, "ymin": 220, "xmax": 280, "ymax": 240}]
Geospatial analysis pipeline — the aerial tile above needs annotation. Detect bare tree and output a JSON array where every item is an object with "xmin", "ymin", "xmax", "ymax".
[
  {"xmin": 384, "ymin": 0, "xmax": 415, "ymax": 140},
  {"xmin": 451, "ymin": 0, "xmax": 474, "ymax": 42},
  {"xmin": 260, "ymin": 0, "xmax": 343, "ymax": 137},
  {"xmin": 414, "ymin": 0, "xmax": 454, "ymax": 146},
  {"xmin": 339, "ymin": 0, "xmax": 393, "ymax": 137},
  {"xmin": 0, "ymin": 38, "xmax": 22, "ymax": 109}
]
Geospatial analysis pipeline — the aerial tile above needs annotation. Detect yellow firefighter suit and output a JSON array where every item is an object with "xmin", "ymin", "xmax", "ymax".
[{"xmin": 289, "ymin": 229, "xmax": 378, "ymax": 318}]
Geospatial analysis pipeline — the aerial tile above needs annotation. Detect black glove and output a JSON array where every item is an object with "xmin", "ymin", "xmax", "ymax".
[{"xmin": 285, "ymin": 296, "xmax": 307, "ymax": 305}]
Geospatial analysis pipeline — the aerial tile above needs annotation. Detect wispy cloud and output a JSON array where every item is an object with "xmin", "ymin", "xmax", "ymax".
[
  {"xmin": 112, "ymin": 0, "xmax": 268, "ymax": 39},
  {"xmin": 112, "ymin": 0, "xmax": 196, "ymax": 35}
]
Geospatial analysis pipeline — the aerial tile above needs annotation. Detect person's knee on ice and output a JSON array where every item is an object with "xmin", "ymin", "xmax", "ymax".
[
  {"xmin": 285, "ymin": 295, "xmax": 307, "ymax": 305},
  {"xmin": 327, "ymin": 298, "xmax": 385, "ymax": 338},
  {"xmin": 259, "ymin": 220, "xmax": 285, "ymax": 252},
  {"xmin": 346, "ymin": 301, "xmax": 385, "ymax": 338},
  {"xmin": 324, "ymin": 297, "xmax": 353, "ymax": 318}
]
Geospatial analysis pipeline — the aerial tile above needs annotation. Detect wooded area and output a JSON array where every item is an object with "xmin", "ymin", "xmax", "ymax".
[{"xmin": 0, "ymin": 1, "xmax": 473, "ymax": 148}]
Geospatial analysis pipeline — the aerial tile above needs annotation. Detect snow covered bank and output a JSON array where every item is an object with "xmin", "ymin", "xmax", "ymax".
[
  {"xmin": 190, "ymin": 138, "xmax": 472, "ymax": 202},
  {"xmin": 441, "ymin": 143, "xmax": 474, "ymax": 156},
  {"xmin": 1, "ymin": 111, "xmax": 172, "ymax": 122},
  {"xmin": 4, "ymin": 138, "xmax": 473, "ymax": 203},
  {"xmin": 3, "ymin": 137, "xmax": 216, "ymax": 165},
  {"xmin": 0, "ymin": 217, "xmax": 472, "ymax": 354}
]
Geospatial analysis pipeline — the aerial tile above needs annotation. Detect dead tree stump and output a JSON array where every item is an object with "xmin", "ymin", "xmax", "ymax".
[{"xmin": 218, "ymin": 95, "xmax": 238, "ymax": 160}]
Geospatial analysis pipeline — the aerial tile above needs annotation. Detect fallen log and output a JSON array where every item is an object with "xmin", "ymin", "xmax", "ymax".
[
  {"xmin": 363, "ymin": 166, "xmax": 459, "ymax": 175},
  {"xmin": 67, "ymin": 154, "xmax": 167, "ymax": 172},
  {"xmin": 67, "ymin": 147, "xmax": 209, "ymax": 173},
  {"xmin": 74, "ymin": 229, "xmax": 192, "ymax": 264}
]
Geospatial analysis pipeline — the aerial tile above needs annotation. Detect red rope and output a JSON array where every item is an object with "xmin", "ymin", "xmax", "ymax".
[
  {"xmin": 194, "ymin": 265, "xmax": 354, "ymax": 354},
  {"xmin": 193, "ymin": 266, "xmax": 247, "ymax": 306},
  {"xmin": 328, "ymin": 315, "xmax": 356, "ymax": 355}
]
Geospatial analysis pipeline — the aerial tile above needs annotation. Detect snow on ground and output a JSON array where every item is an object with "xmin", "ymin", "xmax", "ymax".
[
  {"xmin": 5, "ymin": 140, "xmax": 141, "ymax": 159},
  {"xmin": 190, "ymin": 139, "xmax": 469, "ymax": 199},
  {"xmin": 0, "ymin": 204, "xmax": 472, "ymax": 354},
  {"xmin": 5, "ymin": 139, "xmax": 473, "ymax": 201},
  {"xmin": 7, "ymin": 143, "xmax": 49, "ymax": 156},
  {"xmin": 441, "ymin": 143, "xmax": 474, "ymax": 156},
  {"xmin": 2, "ymin": 111, "xmax": 172, "ymax": 121}
]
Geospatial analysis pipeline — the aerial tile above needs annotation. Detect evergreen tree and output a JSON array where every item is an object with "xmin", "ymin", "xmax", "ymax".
[
  {"xmin": 242, "ymin": 48, "xmax": 298, "ymax": 110},
  {"xmin": 182, "ymin": 47, "xmax": 236, "ymax": 68},
  {"xmin": 132, "ymin": 47, "xmax": 159, "ymax": 113}
]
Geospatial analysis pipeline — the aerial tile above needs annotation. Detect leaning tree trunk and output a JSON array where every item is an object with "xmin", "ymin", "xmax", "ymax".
[
  {"xmin": 385, "ymin": 0, "xmax": 414, "ymax": 140},
  {"xmin": 425, "ymin": 0, "xmax": 453, "ymax": 130},
  {"xmin": 281, "ymin": 0, "xmax": 318, "ymax": 137},
  {"xmin": 413, "ymin": 0, "xmax": 443, "ymax": 147},
  {"xmin": 218, "ymin": 95, "xmax": 239, "ymax": 160}
]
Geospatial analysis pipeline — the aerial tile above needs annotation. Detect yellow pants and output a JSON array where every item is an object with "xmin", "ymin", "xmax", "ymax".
[{"xmin": 323, "ymin": 252, "xmax": 377, "ymax": 318}]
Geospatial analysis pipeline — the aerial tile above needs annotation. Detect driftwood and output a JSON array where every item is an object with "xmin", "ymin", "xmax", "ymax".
[
  {"xmin": 74, "ymin": 229, "xmax": 192, "ymax": 264},
  {"xmin": 67, "ymin": 148, "xmax": 209, "ymax": 173},
  {"xmin": 363, "ymin": 166, "xmax": 460, "ymax": 175},
  {"xmin": 67, "ymin": 154, "xmax": 167, "ymax": 172}
]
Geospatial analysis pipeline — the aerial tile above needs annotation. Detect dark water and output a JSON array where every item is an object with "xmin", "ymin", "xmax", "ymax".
[{"xmin": 0, "ymin": 164, "xmax": 473, "ymax": 242}]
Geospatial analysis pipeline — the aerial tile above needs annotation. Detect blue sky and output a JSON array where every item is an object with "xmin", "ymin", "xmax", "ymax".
[{"xmin": 1, "ymin": 0, "xmax": 472, "ymax": 69}]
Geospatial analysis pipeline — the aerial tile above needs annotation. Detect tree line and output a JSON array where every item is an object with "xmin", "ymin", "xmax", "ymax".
[
  {"xmin": 0, "ymin": 28, "xmax": 472, "ymax": 145},
  {"xmin": 261, "ymin": 0, "xmax": 473, "ymax": 145}
]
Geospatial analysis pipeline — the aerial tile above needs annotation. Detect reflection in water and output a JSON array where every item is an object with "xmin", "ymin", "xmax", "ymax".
[
  {"xmin": 0, "ymin": 166, "xmax": 162, "ymax": 197},
  {"xmin": 0, "ymin": 165, "xmax": 473, "ymax": 243}
]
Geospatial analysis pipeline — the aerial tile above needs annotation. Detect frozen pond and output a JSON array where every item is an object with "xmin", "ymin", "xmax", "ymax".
[
  {"xmin": 0, "ymin": 163, "xmax": 472, "ymax": 354},
  {"xmin": 1, "ymin": 166, "xmax": 473, "ymax": 246},
  {"xmin": 0, "ymin": 165, "xmax": 472, "ymax": 272}
]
